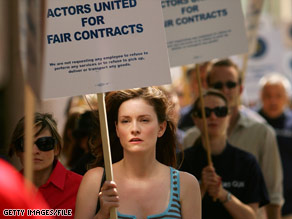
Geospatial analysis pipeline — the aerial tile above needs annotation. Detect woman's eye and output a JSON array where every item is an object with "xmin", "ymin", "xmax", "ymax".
[
  {"xmin": 121, "ymin": 120, "xmax": 129, "ymax": 123},
  {"xmin": 141, "ymin": 119, "xmax": 149, "ymax": 123}
]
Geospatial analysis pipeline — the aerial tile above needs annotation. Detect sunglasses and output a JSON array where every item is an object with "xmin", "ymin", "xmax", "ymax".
[
  {"xmin": 16, "ymin": 136, "xmax": 56, "ymax": 152},
  {"xmin": 193, "ymin": 106, "xmax": 228, "ymax": 118},
  {"xmin": 211, "ymin": 81, "xmax": 237, "ymax": 90}
]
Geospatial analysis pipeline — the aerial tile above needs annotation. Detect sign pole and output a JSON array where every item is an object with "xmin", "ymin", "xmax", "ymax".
[
  {"xmin": 195, "ymin": 64, "xmax": 212, "ymax": 165},
  {"xmin": 24, "ymin": 84, "xmax": 35, "ymax": 187},
  {"xmin": 195, "ymin": 63, "xmax": 216, "ymax": 201},
  {"xmin": 97, "ymin": 93, "xmax": 118, "ymax": 219}
]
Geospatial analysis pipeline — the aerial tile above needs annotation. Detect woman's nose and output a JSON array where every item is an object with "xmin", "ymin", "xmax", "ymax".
[
  {"xmin": 209, "ymin": 111, "xmax": 217, "ymax": 119},
  {"xmin": 32, "ymin": 143, "xmax": 40, "ymax": 153},
  {"xmin": 131, "ymin": 121, "xmax": 140, "ymax": 135}
]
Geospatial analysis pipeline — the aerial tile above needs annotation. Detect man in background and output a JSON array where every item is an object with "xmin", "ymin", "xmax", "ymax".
[{"xmin": 258, "ymin": 73, "xmax": 292, "ymax": 219}]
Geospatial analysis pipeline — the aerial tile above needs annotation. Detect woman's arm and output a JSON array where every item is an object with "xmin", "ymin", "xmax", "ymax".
[
  {"xmin": 74, "ymin": 167, "xmax": 119, "ymax": 219},
  {"xmin": 75, "ymin": 167, "xmax": 102, "ymax": 219},
  {"xmin": 180, "ymin": 171, "xmax": 201, "ymax": 219},
  {"xmin": 217, "ymin": 189, "xmax": 258, "ymax": 219},
  {"xmin": 205, "ymin": 168, "xmax": 258, "ymax": 219}
]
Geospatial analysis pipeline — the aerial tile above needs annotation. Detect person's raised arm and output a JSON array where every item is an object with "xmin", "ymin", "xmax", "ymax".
[{"xmin": 180, "ymin": 171, "xmax": 201, "ymax": 219}]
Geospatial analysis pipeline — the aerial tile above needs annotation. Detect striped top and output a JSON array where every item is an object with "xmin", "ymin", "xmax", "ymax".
[{"xmin": 118, "ymin": 167, "xmax": 181, "ymax": 219}]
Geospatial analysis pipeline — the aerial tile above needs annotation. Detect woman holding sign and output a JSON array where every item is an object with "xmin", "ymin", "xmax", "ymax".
[
  {"xmin": 179, "ymin": 89, "xmax": 269, "ymax": 219},
  {"xmin": 75, "ymin": 87, "xmax": 201, "ymax": 219}
]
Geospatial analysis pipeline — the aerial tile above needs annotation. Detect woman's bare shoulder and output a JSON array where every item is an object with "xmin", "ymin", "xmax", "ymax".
[
  {"xmin": 178, "ymin": 171, "xmax": 201, "ymax": 218},
  {"xmin": 179, "ymin": 171, "xmax": 200, "ymax": 194},
  {"xmin": 81, "ymin": 167, "xmax": 104, "ymax": 187}
]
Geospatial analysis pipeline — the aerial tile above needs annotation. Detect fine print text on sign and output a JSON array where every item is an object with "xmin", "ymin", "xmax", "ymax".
[{"xmin": 49, "ymin": 52, "xmax": 148, "ymax": 75}]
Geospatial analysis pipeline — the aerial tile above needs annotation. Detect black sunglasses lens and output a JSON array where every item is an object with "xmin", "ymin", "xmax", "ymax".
[
  {"xmin": 35, "ymin": 137, "xmax": 55, "ymax": 151},
  {"xmin": 226, "ymin": 81, "xmax": 237, "ymax": 89},
  {"xmin": 194, "ymin": 107, "xmax": 227, "ymax": 118},
  {"xmin": 214, "ymin": 107, "xmax": 228, "ymax": 117},
  {"xmin": 195, "ymin": 108, "xmax": 211, "ymax": 118},
  {"xmin": 212, "ymin": 82, "xmax": 223, "ymax": 89},
  {"xmin": 204, "ymin": 108, "xmax": 212, "ymax": 118}
]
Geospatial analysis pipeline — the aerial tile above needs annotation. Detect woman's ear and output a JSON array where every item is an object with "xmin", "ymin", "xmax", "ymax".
[{"xmin": 158, "ymin": 121, "xmax": 167, "ymax": 138}]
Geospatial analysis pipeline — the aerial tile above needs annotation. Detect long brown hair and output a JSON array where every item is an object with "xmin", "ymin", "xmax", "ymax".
[{"xmin": 91, "ymin": 87, "xmax": 177, "ymax": 168}]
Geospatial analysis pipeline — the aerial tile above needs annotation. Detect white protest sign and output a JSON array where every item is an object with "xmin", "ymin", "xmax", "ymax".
[
  {"xmin": 232, "ymin": 14, "xmax": 289, "ymax": 105},
  {"xmin": 244, "ymin": 0, "xmax": 264, "ymax": 55},
  {"xmin": 41, "ymin": 0, "xmax": 171, "ymax": 99},
  {"xmin": 162, "ymin": 0, "xmax": 248, "ymax": 67}
]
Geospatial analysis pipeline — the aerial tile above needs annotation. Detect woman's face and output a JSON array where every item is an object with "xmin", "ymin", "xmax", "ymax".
[
  {"xmin": 115, "ymin": 98, "xmax": 166, "ymax": 154},
  {"xmin": 17, "ymin": 126, "xmax": 58, "ymax": 172},
  {"xmin": 194, "ymin": 95, "xmax": 229, "ymax": 138}
]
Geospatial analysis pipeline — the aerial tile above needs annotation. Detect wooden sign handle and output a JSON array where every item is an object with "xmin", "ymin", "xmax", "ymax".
[
  {"xmin": 24, "ymin": 84, "xmax": 35, "ymax": 188},
  {"xmin": 97, "ymin": 93, "xmax": 117, "ymax": 219},
  {"xmin": 195, "ymin": 64, "xmax": 217, "ymax": 202},
  {"xmin": 195, "ymin": 64, "xmax": 212, "ymax": 165}
]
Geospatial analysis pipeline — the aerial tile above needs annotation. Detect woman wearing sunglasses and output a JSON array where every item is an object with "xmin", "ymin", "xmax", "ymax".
[
  {"xmin": 179, "ymin": 89, "xmax": 269, "ymax": 219},
  {"xmin": 9, "ymin": 113, "xmax": 82, "ymax": 218}
]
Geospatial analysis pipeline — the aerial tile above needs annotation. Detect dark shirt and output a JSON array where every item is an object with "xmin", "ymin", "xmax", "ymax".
[
  {"xmin": 259, "ymin": 109, "xmax": 292, "ymax": 215},
  {"xmin": 180, "ymin": 141, "xmax": 269, "ymax": 219}
]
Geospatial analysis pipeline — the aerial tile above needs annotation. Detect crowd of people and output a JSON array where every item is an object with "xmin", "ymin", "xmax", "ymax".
[{"xmin": 1, "ymin": 58, "xmax": 292, "ymax": 219}]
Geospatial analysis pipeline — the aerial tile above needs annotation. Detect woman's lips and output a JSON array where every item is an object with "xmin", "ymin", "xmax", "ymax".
[
  {"xmin": 208, "ymin": 123, "xmax": 218, "ymax": 128},
  {"xmin": 33, "ymin": 158, "xmax": 42, "ymax": 162},
  {"xmin": 129, "ymin": 138, "xmax": 143, "ymax": 143}
]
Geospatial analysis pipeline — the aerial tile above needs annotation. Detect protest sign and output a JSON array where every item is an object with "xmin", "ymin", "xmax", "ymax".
[
  {"xmin": 233, "ymin": 14, "xmax": 290, "ymax": 105},
  {"xmin": 244, "ymin": 0, "xmax": 264, "ymax": 55},
  {"xmin": 239, "ymin": 0, "xmax": 264, "ymax": 83},
  {"xmin": 162, "ymin": 0, "xmax": 248, "ymax": 67},
  {"xmin": 41, "ymin": 0, "xmax": 171, "ymax": 99}
]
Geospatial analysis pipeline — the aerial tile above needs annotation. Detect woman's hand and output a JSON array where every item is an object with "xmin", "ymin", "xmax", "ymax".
[
  {"xmin": 96, "ymin": 181, "xmax": 119, "ymax": 219},
  {"xmin": 201, "ymin": 165, "xmax": 218, "ymax": 188},
  {"xmin": 201, "ymin": 165, "xmax": 222, "ymax": 199}
]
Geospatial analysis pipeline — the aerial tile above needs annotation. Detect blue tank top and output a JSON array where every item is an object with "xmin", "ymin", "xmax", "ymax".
[{"xmin": 118, "ymin": 167, "xmax": 181, "ymax": 219}]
